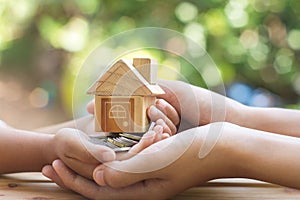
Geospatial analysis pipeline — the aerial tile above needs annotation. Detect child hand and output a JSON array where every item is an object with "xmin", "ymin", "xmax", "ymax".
[
  {"xmin": 41, "ymin": 123, "xmax": 232, "ymax": 199},
  {"xmin": 43, "ymin": 128, "xmax": 116, "ymax": 180},
  {"xmin": 91, "ymin": 123, "xmax": 233, "ymax": 198},
  {"xmin": 115, "ymin": 120, "xmax": 170, "ymax": 161},
  {"xmin": 157, "ymin": 80, "xmax": 243, "ymax": 130},
  {"xmin": 43, "ymin": 120, "xmax": 171, "ymax": 181},
  {"xmin": 147, "ymin": 99, "xmax": 179, "ymax": 136},
  {"xmin": 43, "ymin": 95, "xmax": 180, "ymax": 184}
]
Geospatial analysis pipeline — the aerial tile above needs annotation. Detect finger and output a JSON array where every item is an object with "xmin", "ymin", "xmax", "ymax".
[
  {"xmin": 162, "ymin": 133, "xmax": 170, "ymax": 140},
  {"xmin": 53, "ymin": 159, "xmax": 171, "ymax": 199},
  {"xmin": 92, "ymin": 131, "xmax": 193, "ymax": 188},
  {"xmin": 156, "ymin": 80, "xmax": 182, "ymax": 114},
  {"xmin": 116, "ymin": 124, "xmax": 167, "ymax": 161},
  {"xmin": 93, "ymin": 163, "xmax": 147, "ymax": 187},
  {"xmin": 94, "ymin": 148, "xmax": 171, "ymax": 188},
  {"xmin": 129, "ymin": 124, "xmax": 166, "ymax": 155},
  {"xmin": 116, "ymin": 129, "xmax": 156, "ymax": 161},
  {"xmin": 52, "ymin": 159, "xmax": 104, "ymax": 198},
  {"xmin": 42, "ymin": 165, "xmax": 67, "ymax": 189},
  {"xmin": 152, "ymin": 124, "xmax": 164, "ymax": 143},
  {"xmin": 86, "ymin": 100, "xmax": 95, "ymax": 114},
  {"xmin": 61, "ymin": 157, "xmax": 98, "ymax": 179},
  {"xmin": 129, "ymin": 129, "xmax": 156, "ymax": 154},
  {"xmin": 155, "ymin": 99, "xmax": 180, "ymax": 126},
  {"xmin": 148, "ymin": 106, "xmax": 177, "ymax": 135},
  {"xmin": 55, "ymin": 128, "xmax": 116, "ymax": 163},
  {"xmin": 155, "ymin": 119, "xmax": 172, "ymax": 136}
]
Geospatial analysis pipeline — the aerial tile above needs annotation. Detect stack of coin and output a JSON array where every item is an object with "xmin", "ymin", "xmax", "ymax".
[
  {"xmin": 89, "ymin": 133, "xmax": 142, "ymax": 152},
  {"xmin": 89, "ymin": 122, "xmax": 155, "ymax": 152}
]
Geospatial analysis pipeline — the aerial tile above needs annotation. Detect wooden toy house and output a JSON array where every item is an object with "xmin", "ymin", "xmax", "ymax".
[{"xmin": 87, "ymin": 58, "xmax": 165, "ymax": 133}]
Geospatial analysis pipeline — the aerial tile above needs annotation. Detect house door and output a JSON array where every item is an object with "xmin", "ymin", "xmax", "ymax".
[{"xmin": 101, "ymin": 98, "xmax": 134, "ymax": 132}]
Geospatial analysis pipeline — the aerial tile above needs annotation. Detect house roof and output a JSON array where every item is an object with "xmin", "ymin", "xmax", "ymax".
[{"xmin": 87, "ymin": 59, "xmax": 165, "ymax": 96}]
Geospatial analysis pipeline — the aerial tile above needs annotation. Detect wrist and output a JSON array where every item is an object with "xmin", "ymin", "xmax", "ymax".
[
  {"xmin": 191, "ymin": 123, "xmax": 245, "ymax": 180},
  {"xmin": 225, "ymin": 99, "xmax": 250, "ymax": 127},
  {"xmin": 217, "ymin": 123, "xmax": 266, "ymax": 179},
  {"xmin": 42, "ymin": 134, "xmax": 57, "ymax": 165},
  {"xmin": 203, "ymin": 123, "xmax": 254, "ymax": 179},
  {"xmin": 229, "ymin": 104, "xmax": 264, "ymax": 131}
]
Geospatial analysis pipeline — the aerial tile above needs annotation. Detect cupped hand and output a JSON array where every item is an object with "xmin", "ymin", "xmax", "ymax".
[
  {"xmin": 157, "ymin": 80, "xmax": 243, "ymax": 130},
  {"xmin": 45, "ymin": 123, "xmax": 235, "ymax": 199},
  {"xmin": 43, "ymin": 122, "xmax": 171, "ymax": 181},
  {"xmin": 46, "ymin": 128, "xmax": 116, "ymax": 179}
]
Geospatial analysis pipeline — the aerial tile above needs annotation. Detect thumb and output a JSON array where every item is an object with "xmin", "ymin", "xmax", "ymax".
[
  {"xmin": 93, "ymin": 161, "xmax": 151, "ymax": 188},
  {"xmin": 93, "ymin": 136, "xmax": 176, "ymax": 188},
  {"xmin": 80, "ymin": 133, "xmax": 116, "ymax": 162},
  {"xmin": 93, "ymin": 131, "xmax": 194, "ymax": 188},
  {"xmin": 93, "ymin": 142, "xmax": 167, "ymax": 188},
  {"xmin": 86, "ymin": 100, "xmax": 95, "ymax": 114}
]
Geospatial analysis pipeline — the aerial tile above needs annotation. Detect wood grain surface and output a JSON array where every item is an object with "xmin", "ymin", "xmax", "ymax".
[{"xmin": 1, "ymin": 173, "xmax": 300, "ymax": 200}]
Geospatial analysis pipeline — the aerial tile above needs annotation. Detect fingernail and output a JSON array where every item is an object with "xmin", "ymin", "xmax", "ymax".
[
  {"xmin": 156, "ymin": 118, "xmax": 165, "ymax": 125},
  {"xmin": 143, "ymin": 129, "xmax": 155, "ymax": 139},
  {"xmin": 150, "ymin": 106, "xmax": 158, "ymax": 115},
  {"xmin": 41, "ymin": 165, "xmax": 51, "ymax": 178},
  {"xmin": 102, "ymin": 151, "xmax": 115, "ymax": 162},
  {"xmin": 52, "ymin": 159, "xmax": 60, "ymax": 167},
  {"xmin": 153, "ymin": 125, "xmax": 163, "ymax": 133},
  {"xmin": 95, "ymin": 170, "xmax": 106, "ymax": 186},
  {"xmin": 156, "ymin": 99, "xmax": 166, "ymax": 107}
]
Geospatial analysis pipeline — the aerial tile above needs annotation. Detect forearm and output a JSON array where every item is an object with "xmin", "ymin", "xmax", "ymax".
[
  {"xmin": 192, "ymin": 83, "xmax": 300, "ymax": 137},
  {"xmin": 0, "ymin": 126, "xmax": 56, "ymax": 174},
  {"xmin": 229, "ymin": 105, "xmax": 300, "ymax": 137},
  {"xmin": 158, "ymin": 80, "xmax": 300, "ymax": 137},
  {"xmin": 225, "ymin": 125, "xmax": 300, "ymax": 189}
]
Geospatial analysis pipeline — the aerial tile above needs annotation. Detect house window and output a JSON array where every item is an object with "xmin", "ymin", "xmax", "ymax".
[{"xmin": 109, "ymin": 105, "xmax": 127, "ymax": 119}]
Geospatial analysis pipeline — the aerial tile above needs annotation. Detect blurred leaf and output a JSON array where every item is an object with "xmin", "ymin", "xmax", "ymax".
[{"xmin": 1, "ymin": 0, "xmax": 300, "ymax": 115}]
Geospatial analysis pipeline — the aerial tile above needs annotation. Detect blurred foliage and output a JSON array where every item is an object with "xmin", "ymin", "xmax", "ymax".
[{"xmin": 1, "ymin": 0, "xmax": 300, "ymax": 117}]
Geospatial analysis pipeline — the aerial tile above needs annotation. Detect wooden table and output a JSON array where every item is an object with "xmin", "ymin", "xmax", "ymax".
[{"xmin": 1, "ymin": 173, "xmax": 300, "ymax": 199}]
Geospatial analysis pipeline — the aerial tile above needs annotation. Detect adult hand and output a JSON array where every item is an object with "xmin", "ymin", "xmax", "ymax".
[
  {"xmin": 157, "ymin": 80, "xmax": 244, "ymax": 130},
  {"xmin": 47, "ymin": 128, "xmax": 116, "ymax": 179},
  {"xmin": 42, "ymin": 159, "xmax": 178, "ymax": 199},
  {"xmin": 43, "ymin": 122, "xmax": 171, "ymax": 180},
  {"xmin": 45, "ymin": 123, "xmax": 236, "ymax": 199}
]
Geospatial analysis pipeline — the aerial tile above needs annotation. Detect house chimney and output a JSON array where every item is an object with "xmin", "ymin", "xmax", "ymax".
[{"xmin": 133, "ymin": 58, "xmax": 157, "ymax": 84}]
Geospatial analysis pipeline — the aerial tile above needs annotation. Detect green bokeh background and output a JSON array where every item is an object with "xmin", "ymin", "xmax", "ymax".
[{"xmin": 0, "ymin": 0, "xmax": 299, "ymax": 128}]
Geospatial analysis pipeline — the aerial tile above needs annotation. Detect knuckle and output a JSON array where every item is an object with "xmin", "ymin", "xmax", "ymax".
[
  {"xmin": 166, "ymin": 119, "xmax": 176, "ymax": 133},
  {"xmin": 170, "ymin": 126, "xmax": 177, "ymax": 135},
  {"xmin": 55, "ymin": 128, "xmax": 73, "ymax": 139},
  {"xmin": 174, "ymin": 116, "xmax": 180, "ymax": 126},
  {"xmin": 104, "ymin": 168, "xmax": 123, "ymax": 188},
  {"xmin": 54, "ymin": 130, "xmax": 74, "ymax": 152},
  {"xmin": 156, "ymin": 118, "xmax": 164, "ymax": 125}
]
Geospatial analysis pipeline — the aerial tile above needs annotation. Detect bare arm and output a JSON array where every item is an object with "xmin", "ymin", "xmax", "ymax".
[
  {"xmin": 0, "ymin": 116, "xmax": 98, "ymax": 174},
  {"xmin": 227, "ymin": 123, "xmax": 300, "ymax": 189},
  {"xmin": 0, "ymin": 117, "xmax": 113, "ymax": 175},
  {"xmin": 234, "ymin": 106, "xmax": 300, "ymax": 137},
  {"xmin": 0, "ymin": 106, "xmax": 177, "ymax": 175},
  {"xmin": 158, "ymin": 80, "xmax": 300, "ymax": 137},
  {"xmin": 43, "ymin": 122, "xmax": 300, "ymax": 199},
  {"xmin": 0, "ymin": 125, "xmax": 55, "ymax": 173},
  {"xmin": 95, "ymin": 122, "xmax": 300, "ymax": 190}
]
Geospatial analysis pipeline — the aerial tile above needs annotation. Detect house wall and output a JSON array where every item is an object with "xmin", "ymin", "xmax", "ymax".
[
  {"xmin": 94, "ymin": 95, "xmax": 156, "ymax": 133},
  {"xmin": 133, "ymin": 96, "xmax": 156, "ymax": 132}
]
